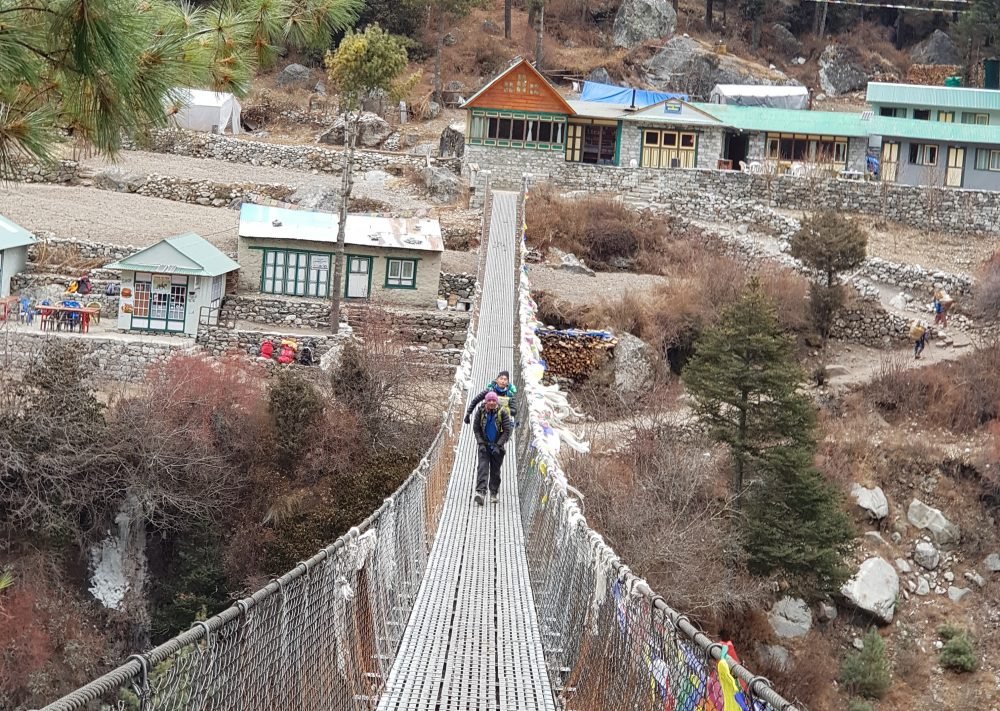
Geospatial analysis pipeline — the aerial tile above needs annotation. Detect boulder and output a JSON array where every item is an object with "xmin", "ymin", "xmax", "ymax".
[
  {"xmin": 612, "ymin": 332, "xmax": 656, "ymax": 404},
  {"xmin": 558, "ymin": 252, "xmax": 596, "ymax": 277},
  {"xmin": 613, "ymin": 0, "xmax": 677, "ymax": 48},
  {"xmin": 769, "ymin": 24, "xmax": 802, "ymax": 58},
  {"xmin": 427, "ymin": 101, "xmax": 442, "ymax": 119},
  {"xmin": 768, "ymin": 596, "xmax": 813, "ymax": 638},
  {"xmin": 947, "ymin": 586, "xmax": 971, "ymax": 602},
  {"xmin": 439, "ymin": 122, "xmax": 466, "ymax": 158},
  {"xmin": 587, "ymin": 67, "xmax": 613, "ymax": 85},
  {"xmin": 913, "ymin": 540, "xmax": 940, "ymax": 570},
  {"xmin": 840, "ymin": 557, "xmax": 899, "ymax": 624},
  {"xmin": 290, "ymin": 185, "xmax": 340, "ymax": 213},
  {"xmin": 916, "ymin": 576, "xmax": 930, "ymax": 595},
  {"xmin": 907, "ymin": 499, "xmax": 960, "ymax": 544},
  {"xmin": 910, "ymin": 30, "xmax": 961, "ymax": 65},
  {"xmin": 851, "ymin": 484, "xmax": 889, "ymax": 520},
  {"xmin": 984, "ymin": 553, "xmax": 1000, "ymax": 572},
  {"xmin": 645, "ymin": 36, "xmax": 794, "ymax": 98},
  {"xmin": 818, "ymin": 44, "xmax": 868, "ymax": 96},
  {"xmin": 318, "ymin": 112, "xmax": 393, "ymax": 148},
  {"xmin": 888, "ymin": 293, "xmax": 910, "ymax": 311},
  {"xmin": 93, "ymin": 169, "xmax": 147, "ymax": 193},
  {"xmin": 895, "ymin": 558, "xmax": 912, "ymax": 574},
  {"xmin": 277, "ymin": 63, "xmax": 312, "ymax": 87},
  {"xmin": 482, "ymin": 19, "xmax": 501, "ymax": 35},
  {"xmin": 758, "ymin": 644, "xmax": 790, "ymax": 671},
  {"xmin": 421, "ymin": 165, "xmax": 461, "ymax": 204}
]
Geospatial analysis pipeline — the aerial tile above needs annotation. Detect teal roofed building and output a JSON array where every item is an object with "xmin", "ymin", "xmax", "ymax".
[
  {"xmin": 105, "ymin": 232, "xmax": 239, "ymax": 336},
  {"xmin": 0, "ymin": 215, "xmax": 37, "ymax": 298}
]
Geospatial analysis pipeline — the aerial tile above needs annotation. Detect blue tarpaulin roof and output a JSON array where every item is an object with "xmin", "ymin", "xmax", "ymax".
[{"xmin": 581, "ymin": 81, "xmax": 687, "ymax": 107}]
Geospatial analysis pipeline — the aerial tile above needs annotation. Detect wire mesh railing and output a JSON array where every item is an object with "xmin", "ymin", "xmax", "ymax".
[
  {"xmin": 512, "ymin": 181, "xmax": 801, "ymax": 711},
  {"xmin": 35, "ymin": 180, "xmax": 496, "ymax": 711}
]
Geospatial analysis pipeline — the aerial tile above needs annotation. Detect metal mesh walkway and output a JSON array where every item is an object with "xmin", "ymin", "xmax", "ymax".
[{"xmin": 376, "ymin": 191, "xmax": 556, "ymax": 711}]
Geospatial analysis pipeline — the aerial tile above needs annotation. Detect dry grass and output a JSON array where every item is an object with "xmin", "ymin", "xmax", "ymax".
[
  {"xmin": 973, "ymin": 250, "xmax": 1000, "ymax": 321},
  {"xmin": 29, "ymin": 243, "xmax": 105, "ymax": 273},
  {"xmin": 864, "ymin": 346, "xmax": 1000, "ymax": 435}
]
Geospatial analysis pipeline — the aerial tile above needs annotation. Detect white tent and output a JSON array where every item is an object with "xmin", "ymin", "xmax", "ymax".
[
  {"xmin": 709, "ymin": 84, "xmax": 809, "ymax": 110},
  {"xmin": 167, "ymin": 88, "xmax": 242, "ymax": 134}
]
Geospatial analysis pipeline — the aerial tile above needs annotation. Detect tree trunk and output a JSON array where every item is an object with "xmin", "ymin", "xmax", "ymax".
[
  {"xmin": 721, "ymin": 0, "xmax": 727, "ymax": 29},
  {"xmin": 819, "ymin": 0, "xmax": 829, "ymax": 39},
  {"xmin": 705, "ymin": 0, "xmax": 712, "ymax": 29},
  {"xmin": 433, "ymin": 15, "xmax": 445, "ymax": 104},
  {"xmin": 329, "ymin": 112, "xmax": 357, "ymax": 331},
  {"xmin": 894, "ymin": 10, "xmax": 904, "ymax": 50},
  {"xmin": 505, "ymin": 0, "xmax": 511, "ymax": 39},
  {"xmin": 535, "ymin": 3, "xmax": 544, "ymax": 71},
  {"xmin": 751, "ymin": 15, "xmax": 762, "ymax": 50},
  {"xmin": 734, "ymin": 391, "xmax": 748, "ymax": 509}
]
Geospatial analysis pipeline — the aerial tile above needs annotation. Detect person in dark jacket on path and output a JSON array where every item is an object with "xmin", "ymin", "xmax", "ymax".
[{"xmin": 472, "ymin": 391, "xmax": 512, "ymax": 506}]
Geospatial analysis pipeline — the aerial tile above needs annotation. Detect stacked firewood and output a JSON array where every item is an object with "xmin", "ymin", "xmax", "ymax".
[
  {"xmin": 536, "ymin": 328, "xmax": 618, "ymax": 382},
  {"xmin": 905, "ymin": 64, "xmax": 961, "ymax": 86}
]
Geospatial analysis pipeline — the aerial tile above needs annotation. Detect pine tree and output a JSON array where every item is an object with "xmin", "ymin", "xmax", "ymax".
[
  {"xmin": 741, "ymin": 444, "xmax": 854, "ymax": 596},
  {"xmin": 682, "ymin": 279, "xmax": 854, "ymax": 596},
  {"xmin": 681, "ymin": 278, "xmax": 813, "ymax": 500},
  {"xmin": 789, "ymin": 211, "xmax": 868, "ymax": 341}
]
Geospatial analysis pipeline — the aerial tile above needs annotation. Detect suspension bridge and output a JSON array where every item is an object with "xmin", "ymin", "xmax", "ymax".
[{"xmin": 38, "ymin": 185, "xmax": 799, "ymax": 711}]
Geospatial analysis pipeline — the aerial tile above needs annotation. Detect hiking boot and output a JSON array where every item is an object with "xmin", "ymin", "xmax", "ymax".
[
  {"xmin": 490, "ymin": 494, "xmax": 499, "ymax": 505},
  {"xmin": 474, "ymin": 492, "xmax": 485, "ymax": 506}
]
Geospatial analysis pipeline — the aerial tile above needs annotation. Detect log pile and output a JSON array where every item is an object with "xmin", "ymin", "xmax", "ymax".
[
  {"xmin": 905, "ymin": 64, "xmax": 961, "ymax": 86},
  {"xmin": 536, "ymin": 328, "xmax": 618, "ymax": 382}
]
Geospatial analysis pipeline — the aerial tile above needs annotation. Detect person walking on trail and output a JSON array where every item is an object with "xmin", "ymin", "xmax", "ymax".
[
  {"xmin": 472, "ymin": 391, "xmax": 512, "ymax": 507},
  {"xmin": 933, "ymin": 289, "xmax": 953, "ymax": 328},
  {"xmin": 910, "ymin": 319, "xmax": 928, "ymax": 359},
  {"xmin": 464, "ymin": 370, "xmax": 518, "ymax": 424}
]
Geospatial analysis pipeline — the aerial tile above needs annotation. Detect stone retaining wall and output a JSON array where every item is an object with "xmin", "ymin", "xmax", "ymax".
[
  {"xmin": 91, "ymin": 172, "xmax": 294, "ymax": 207},
  {"xmin": 27, "ymin": 236, "xmax": 138, "ymax": 263},
  {"xmin": 196, "ymin": 323, "xmax": 351, "ymax": 359},
  {"xmin": 470, "ymin": 146, "xmax": 1000, "ymax": 234},
  {"xmin": 438, "ymin": 272, "xmax": 476, "ymax": 300},
  {"xmin": 0, "ymin": 332, "xmax": 196, "ymax": 382},
  {"xmin": 134, "ymin": 129, "xmax": 461, "ymax": 175}
]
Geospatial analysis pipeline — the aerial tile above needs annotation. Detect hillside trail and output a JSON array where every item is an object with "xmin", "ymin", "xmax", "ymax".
[{"xmin": 824, "ymin": 282, "xmax": 975, "ymax": 390}]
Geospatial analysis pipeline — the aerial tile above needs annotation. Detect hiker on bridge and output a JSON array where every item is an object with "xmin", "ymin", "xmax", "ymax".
[
  {"xmin": 464, "ymin": 370, "xmax": 518, "ymax": 424},
  {"xmin": 472, "ymin": 391, "xmax": 512, "ymax": 507}
]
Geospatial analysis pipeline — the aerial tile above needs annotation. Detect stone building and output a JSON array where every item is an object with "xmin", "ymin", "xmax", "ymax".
[
  {"xmin": 237, "ymin": 203, "xmax": 443, "ymax": 308},
  {"xmin": 462, "ymin": 60, "xmax": 1000, "ymax": 192},
  {"xmin": 106, "ymin": 233, "xmax": 239, "ymax": 336}
]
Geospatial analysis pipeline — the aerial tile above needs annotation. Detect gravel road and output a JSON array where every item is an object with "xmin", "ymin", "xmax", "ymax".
[{"xmin": 1, "ymin": 183, "xmax": 240, "ymax": 250}]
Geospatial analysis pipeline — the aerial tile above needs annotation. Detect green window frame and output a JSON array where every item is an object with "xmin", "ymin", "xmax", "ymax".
[
  {"xmin": 466, "ymin": 109, "xmax": 566, "ymax": 151},
  {"xmin": 975, "ymin": 148, "xmax": 1000, "ymax": 172},
  {"xmin": 385, "ymin": 257, "xmax": 418, "ymax": 289},
  {"xmin": 259, "ymin": 249, "xmax": 331, "ymax": 298}
]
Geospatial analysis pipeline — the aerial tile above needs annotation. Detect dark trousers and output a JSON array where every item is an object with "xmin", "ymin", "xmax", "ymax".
[{"xmin": 476, "ymin": 445, "xmax": 505, "ymax": 495}]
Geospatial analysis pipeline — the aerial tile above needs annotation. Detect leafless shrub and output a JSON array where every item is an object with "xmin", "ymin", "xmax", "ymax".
[{"xmin": 569, "ymin": 409, "xmax": 769, "ymax": 619}]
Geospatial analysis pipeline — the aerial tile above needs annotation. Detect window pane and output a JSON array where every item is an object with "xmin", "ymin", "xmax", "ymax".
[
  {"xmin": 662, "ymin": 132, "xmax": 677, "ymax": 147},
  {"xmin": 644, "ymin": 131, "xmax": 659, "ymax": 146},
  {"xmin": 914, "ymin": 109, "xmax": 930, "ymax": 120},
  {"xmin": 388, "ymin": 260, "xmax": 400, "ymax": 278},
  {"xmin": 498, "ymin": 118, "xmax": 511, "ymax": 139},
  {"xmin": 402, "ymin": 261, "xmax": 414, "ymax": 280},
  {"xmin": 487, "ymin": 117, "xmax": 499, "ymax": 139},
  {"xmin": 926, "ymin": 146, "xmax": 937, "ymax": 165},
  {"xmin": 511, "ymin": 119, "xmax": 525, "ymax": 141},
  {"xmin": 992, "ymin": 151, "xmax": 1000, "ymax": 171},
  {"xmin": 977, "ymin": 114, "xmax": 989, "ymax": 125},
  {"xmin": 537, "ymin": 121, "xmax": 552, "ymax": 143},
  {"xmin": 909, "ymin": 144, "xmax": 919, "ymax": 164},
  {"xmin": 471, "ymin": 115, "xmax": 485, "ymax": 139},
  {"xmin": 680, "ymin": 133, "xmax": 695, "ymax": 148}
]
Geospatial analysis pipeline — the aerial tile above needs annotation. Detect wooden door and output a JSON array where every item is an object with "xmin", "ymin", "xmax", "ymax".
[{"xmin": 946, "ymin": 147, "xmax": 964, "ymax": 187}]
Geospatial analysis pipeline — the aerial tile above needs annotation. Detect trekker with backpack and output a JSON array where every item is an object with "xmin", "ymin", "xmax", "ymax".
[
  {"xmin": 464, "ymin": 370, "xmax": 518, "ymax": 424},
  {"xmin": 472, "ymin": 391, "xmax": 512, "ymax": 507}
]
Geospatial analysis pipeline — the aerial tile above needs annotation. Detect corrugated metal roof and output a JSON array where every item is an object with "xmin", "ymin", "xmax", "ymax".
[
  {"xmin": 870, "ymin": 116, "xmax": 1000, "ymax": 144},
  {"xmin": 568, "ymin": 99, "xmax": 724, "ymax": 125},
  {"xmin": 106, "ymin": 232, "xmax": 239, "ymax": 276},
  {"xmin": 239, "ymin": 204, "xmax": 444, "ymax": 252},
  {"xmin": 866, "ymin": 82, "xmax": 1000, "ymax": 112},
  {"xmin": 693, "ymin": 103, "xmax": 870, "ymax": 136},
  {"xmin": 566, "ymin": 100, "xmax": 631, "ymax": 120},
  {"xmin": 0, "ymin": 214, "xmax": 37, "ymax": 251}
]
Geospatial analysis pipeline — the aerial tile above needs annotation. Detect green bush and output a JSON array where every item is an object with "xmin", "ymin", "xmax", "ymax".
[
  {"xmin": 939, "ymin": 627, "xmax": 978, "ymax": 672},
  {"xmin": 847, "ymin": 699, "xmax": 874, "ymax": 711},
  {"xmin": 268, "ymin": 371, "xmax": 325, "ymax": 470},
  {"xmin": 841, "ymin": 629, "xmax": 891, "ymax": 699}
]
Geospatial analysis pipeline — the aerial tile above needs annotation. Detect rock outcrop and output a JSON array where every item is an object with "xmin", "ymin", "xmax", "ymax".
[
  {"xmin": 818, "ymin": 44, "xmax": 868, "ymax": 96},
  {"xmin": 613, "ymin": 0, "xmax": 677, "ymax": 48},
  {"xmin": 910, "ymin": 30, "xmax": 960, "ymax": 66}
]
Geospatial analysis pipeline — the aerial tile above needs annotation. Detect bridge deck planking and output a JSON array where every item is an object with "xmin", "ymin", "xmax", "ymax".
[{"xmin": 376, "ymin": 191, "xmax": 556, "ymax": 711}]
